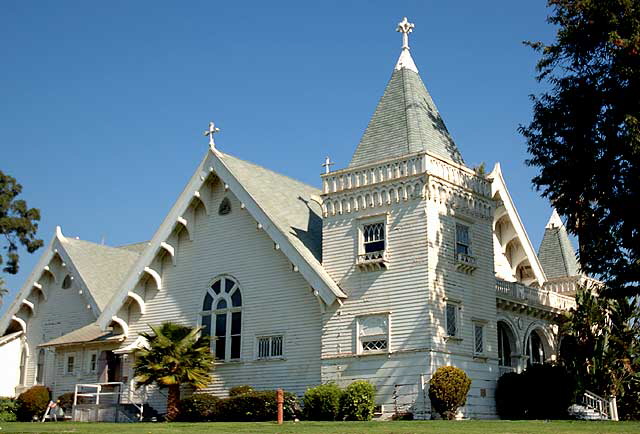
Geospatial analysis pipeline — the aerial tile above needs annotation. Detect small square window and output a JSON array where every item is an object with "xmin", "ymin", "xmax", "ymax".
[
  {"xmin": 446, "ymin": 303, "xmax": 458, "ymax": 337},
  {"xmin": 357, "ymin": 314, "xmax": 390, "ymax": 355},
  {"xmin": 66, "ymin": 355, "xmax": 75, "ymax": 374},
  {"xmin": 257, "ymin": 335, "xmax": 284, "ymax": 359},
  {"xmin": 474, "ymin": 324, "xmax": 484, "ymax": 355}
]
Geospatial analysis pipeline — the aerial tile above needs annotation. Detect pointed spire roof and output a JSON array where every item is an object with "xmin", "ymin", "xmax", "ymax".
[
  {"xmin": 538, "ymin": 209, "xmax": 581, "ymax": 279},
  {"xmin": 349, "ymin": 18, "xmax": 464, "ymax": 168}
]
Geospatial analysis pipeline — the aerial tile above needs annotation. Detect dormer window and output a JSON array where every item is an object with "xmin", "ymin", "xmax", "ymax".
[{"xmin": 357, "ymin": 216, "xmax": 388, "ymax": 271}]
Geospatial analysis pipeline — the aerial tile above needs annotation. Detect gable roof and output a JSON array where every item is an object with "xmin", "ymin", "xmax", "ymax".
[
  {"xmin": 97, "ymin": 147, "xmax": 345, "ymax": 330},
  {"xmin": 349, "ymin": 48, "xmax": 464, "ymax": 168},
  {"xmin": 489, "ymin": 164, "xmax": 547, "ymax": 286},
  {"xmin": 538, "ymin": 210, "xmax": 580, "ymax": 279},
  {"xmin": 61, "ymin": 238, "xmax": 142, "ymax": 311},
  {"xmin": 39, "ymin": 322, "xmax": 123, "ymax": 347},
  {"xmin": 218, "ymin": 152, "xmax": 323, "ymax": 262}
]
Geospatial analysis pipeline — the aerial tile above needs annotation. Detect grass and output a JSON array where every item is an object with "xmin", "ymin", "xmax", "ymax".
[{"xmin": 0, "ymin": 420, "xmax": 639, "ymax": 434}]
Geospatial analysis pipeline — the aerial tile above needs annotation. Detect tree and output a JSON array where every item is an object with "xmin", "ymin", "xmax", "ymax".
[
  {"xmin": 559, "ymin": 287, "xmax": 640, "ymax": 405},
  {"xmin": 0, "ymin": 170, "xmax": 43, "ymax": 274},
  {"xmin": 520, "ymin": 0, "xmax": 640, "ymax": 297},
  {"xmin": 133, "ymin": 322, "xmax": 214, "ymax": 421}
]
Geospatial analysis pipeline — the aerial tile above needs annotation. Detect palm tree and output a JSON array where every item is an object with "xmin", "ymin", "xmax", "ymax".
[{"xmin": 133, "ymin": 322, "xmax": 214, "ymax": 421}]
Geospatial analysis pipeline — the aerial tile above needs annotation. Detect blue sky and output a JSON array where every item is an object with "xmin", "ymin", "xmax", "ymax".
[{"xmin": 0, "ymin": 1, "xmax": 558, "ymax": 313}]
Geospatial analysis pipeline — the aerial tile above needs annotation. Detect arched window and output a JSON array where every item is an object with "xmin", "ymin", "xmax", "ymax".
[
  {"xmin": 61, "ymin": 275, "xmax": 72, "ymax": 289},
  {"xmin": 526, "ymin": 330, "xmax": 545, "ymax": 366},
  {"xmin": 201, "ymin": 276, "xmax": 242, "ymax": 361},
  {"xmin": 36, "ymin": 348, "xmax": 45, "ymax": 384},
  {"xmin": 19, "ymin": 346, "xmax": 27, "ymax": 385},
  {"xmin": 497, "ymin": 322, "xmax": 512, "ymax": 367}
]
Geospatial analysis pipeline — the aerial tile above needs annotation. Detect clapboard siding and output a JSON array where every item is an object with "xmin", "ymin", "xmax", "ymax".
[
  {"xmin": 123, "ymin": 180, "xmax": 322, "ymax": 412},
  {"xmin": 19, "ymin": 256, "xmax": 97, "ymax": 390}
]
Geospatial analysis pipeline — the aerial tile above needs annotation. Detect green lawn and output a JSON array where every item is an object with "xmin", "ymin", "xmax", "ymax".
[{"xmin": 0, "ymin": 421, "xmax": 638, "ymax": 434}]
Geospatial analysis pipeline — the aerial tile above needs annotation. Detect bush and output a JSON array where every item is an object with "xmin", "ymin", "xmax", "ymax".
[
  {"xmin": 229, "ymin": 385, "xmax": 254, "ymax": 397},
  {"xmin": 57, "ymin": 392, "xmax": 75, "ymax": 412},
  {"xmin": 177, "ymin": 393, "xmax": 220, "ymax": 422},
  {"xmin": 0, "ymin": 397, "xmax": 17, "ymax": 422},
  {"xmin": 302, "ymin": 383, "xmax": 342, "ymax": 421},
  {"xmin": 524, "ymin": 364, "xmax": 574, "ymax": 419},
  {"xmin": 495, "ymin": 365, "xmax": 575, "ymax": 420},
  {"xmin": 495, "ymin": 372, "xmax": 527, "ymax": 419},
  {"xmin": 218, "ymin": 390, "xmax": 300, "ymax": 422},
  {"xmin": 428, "ymin": 366, "xmax": 471, "ymax": 420},
  {"xmin": 16, "ymin": 386, "xmax": 50, "ymax": 421},
  {"xmin": 339, "ymin": 380, "xmax": 376, "ymax": 421}
]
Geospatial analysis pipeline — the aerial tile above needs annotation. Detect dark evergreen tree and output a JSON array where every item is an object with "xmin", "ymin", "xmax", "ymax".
[
  {"xmin": 0, "ymin": 171, "xmax": 43, "ymax": 275},
  {"xmin": 521, "ymin": 0, "xmax": 640, "ymax": 297}
]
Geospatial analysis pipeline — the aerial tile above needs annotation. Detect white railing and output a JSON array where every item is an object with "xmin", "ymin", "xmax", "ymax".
[
  {"xmin": 74, "ymin": 382, "xmax": 123, "ymax": 406},
  {"xmin": 581, "ymin": 390, "xmax": 618, "ymax": 421},
  {"xmin": 498, "ymin": 365, "xmax": 516, "ymax": 377},
  {"xmin": 455, "ymin": 253, "xmax": 477, "ymax": 272},
  {"xmin": 496, "ymin": 279, "xmax": 577, "ymax": 311},
  {"xmin": 73, "ymin": 381, "xmax": 147, "ymax": 422}
]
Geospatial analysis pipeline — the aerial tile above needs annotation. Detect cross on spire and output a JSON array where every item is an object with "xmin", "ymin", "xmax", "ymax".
[
  {"xmin": 322, "ymin": 156, "xmax": 335, "ymax": 174},
  {"xmin": 204, "ymin": 121, "xmax": 220, "ymax": 148},
  {"xmin": 396, "ymin": 17, "xmax": 415, "ymax": 50}
]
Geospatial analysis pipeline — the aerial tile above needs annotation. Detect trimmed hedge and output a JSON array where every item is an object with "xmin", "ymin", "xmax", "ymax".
[
  {"xmin": 495, "ymin": 364, "xmax": 575, "ymax": 420},
  {"xmin": 339, "ymin": 380, "xmax": 376, "ymax": 421},
  {"xmin": 16, "ymin": 386, "xmax": 50, "ymax": 421},
  {"xmin": 178, "ymin": 393, "xmax": 220, "ymax": 422},
  {"xmin": 0, "ymin": 397, "xmax": 17, "ymax": 422},
  {"xmin": 178, "ymin": 389, "xmax": 300, "ymax": 422},
  {"xmin": 302, "ymin": 383, "xmax": 342, "ymax": 421},
  {"xmin": 428, "ymin": 366, "xmax": 471, "ymax": 420}
]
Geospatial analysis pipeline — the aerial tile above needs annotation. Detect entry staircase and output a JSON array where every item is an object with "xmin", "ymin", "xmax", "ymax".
[
  {"xmin": 72, "ymin": 381, "xmax": 157, "ymax": 422},
  {"xmin": 569, "ymin": 390, "xmax": 619, "ymax": 421}
]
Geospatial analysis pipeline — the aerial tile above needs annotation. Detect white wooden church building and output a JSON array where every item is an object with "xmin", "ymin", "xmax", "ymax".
[{"xmin": 0, "ymin": 18, "xmax": 585, "ymax": 419}]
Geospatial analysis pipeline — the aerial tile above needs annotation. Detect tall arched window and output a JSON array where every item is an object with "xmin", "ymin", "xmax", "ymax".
[
  {"xmin": 497, "ymin": 322, "xmax": 512, "ymax": 367},
  {"xmin": 19, "ymin": 346, "xmax": 27, "ymax": 385},
  {"xmin": 36, "ymin": 348, "xmax": 45, "ymax": 384},
  {"xmin": 526, "ymin": 330, "xmax": 545, "ymax": 366},
  {"xmin": 201, "ymin": 276, "xmax": 242, "ymax": 361}
]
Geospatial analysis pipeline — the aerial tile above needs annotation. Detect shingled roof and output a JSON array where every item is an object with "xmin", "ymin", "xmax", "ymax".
[
  {"xmin": 62, "ymin": 238, "xmax": 143, "ymax": 311},
  {"xmin": 538, "ymin": 210, "xmax": 580, "ymax": 279},
  {"xmin": 349, "ymin": 47, "xmax": 464, "ymax": 168}
]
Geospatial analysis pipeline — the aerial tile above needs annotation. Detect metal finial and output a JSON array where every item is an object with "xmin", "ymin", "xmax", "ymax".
[
  {"xmin": 396, "ymin": 17, "xmax": 415, "ymax": 50},
  {"xmin": 203, "ymin": 121, "xmax": 220, "ymax": 148},
  {"xmin": 322, "ymin": 156, "xmax": 335, "ymax": 174}
]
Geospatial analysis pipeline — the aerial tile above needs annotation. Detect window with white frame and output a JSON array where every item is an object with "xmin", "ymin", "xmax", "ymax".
[
  {"xmin": 256, "ymin": 335, "xmax": 283, "ymax": 359},
  {"xmin": 66, "ymin": 354, "xmax": 75, "ymax": 374},
  {"xmin": 88, "ymin": 351, "xmax": 98, "ymax": 373},
  {"xmin": 36, "ymin": 348, "xmax": 45, "ymax": 383},
  {"xmin": 446, "ymin": 303, "xmax": 459, "ymax": 337},
  {"xmin": 455, "ymin": 223, "xmax": 471, "ymax": 256},
  {"xmin": 357, "ymin": 217, "xmax": 387, "ymax": 268},
  {"xmin": 357, "ymin": 314, "xmax": 390, "ymax": 354},
  {"xmin": 473, "ymin": 323, "xmax": 484, "ymax": 355},
  {"xmin": 200, "ymin": 276, "xmax": 242, "ymax": 361}
]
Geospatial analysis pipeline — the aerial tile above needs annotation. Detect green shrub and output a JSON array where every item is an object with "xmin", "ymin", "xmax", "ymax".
[
  {"xmin": 56, "ymin": 392, "xmax": 75, "ymax": 412},
  {"xmin": 339, "ymin": 380, "xmax": 376, "ymax": 421},
  {"xmin": 177, "ymin": 393, "xmax": 220, "ymax": 422},
  {"xmin": 218, "ymin": 390, "xmax": 300, "ymax": 422},
  {"xmin": 0, "ymin": 397, "xmax": 17, "ymax": 422},
  {"xmin": 495, "ymin": 372, "xmax": 527, "ymax": 419},
  {"xmin": 302, "ymin": 383, "xmax": 342, "ymax": 420},
  {"xmin": 428, "ymin": 366, "xmax": 471, "ymax": 420},
  {"xmin": 16, "ymin": 386, "xmax": 50, "ymax": 421},
  {"xmin": 229, "ymin": 385, "xmax": 254, "ymax": 397}
]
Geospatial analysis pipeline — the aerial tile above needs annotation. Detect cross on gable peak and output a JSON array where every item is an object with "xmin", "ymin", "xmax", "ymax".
[{"xmin": 204, "ymin": 121, "xmax": 221, "ymax": 148}]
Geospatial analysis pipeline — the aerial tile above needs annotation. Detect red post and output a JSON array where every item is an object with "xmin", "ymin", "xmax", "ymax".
[{"xmin": 276, "ymin": 388, "xmax": 284, "ymax": 425}]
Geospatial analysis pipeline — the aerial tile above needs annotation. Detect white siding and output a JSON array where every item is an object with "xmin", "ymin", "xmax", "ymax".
[
  {"xmin": 122, "ymin": 180, "xmax": 323, "ymax": 412},
  {"xmin": 0, "ymin": 335, "xmax": 22, "ymax": 397}
]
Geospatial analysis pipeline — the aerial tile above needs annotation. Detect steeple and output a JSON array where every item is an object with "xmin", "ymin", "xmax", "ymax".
[
  {"xmin": 349, "ymin": 17, "xmax": 464, "ymax": 168},
  {"xmin": 538, "ymin": 209, "xmax": 581, "ymax": 278}
]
